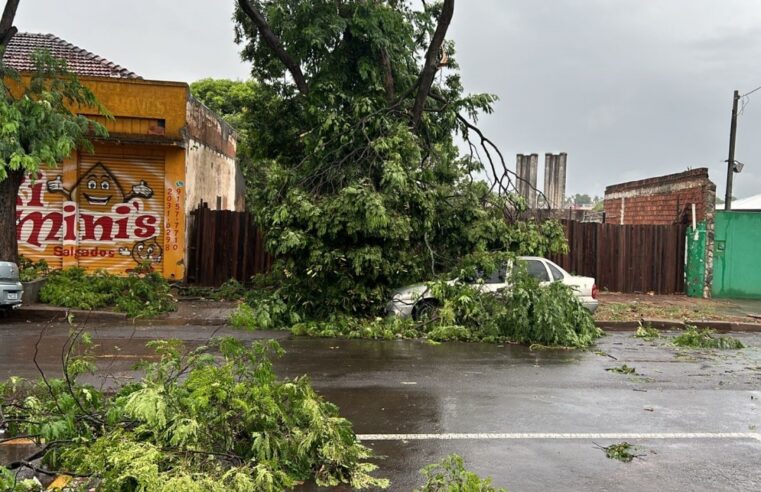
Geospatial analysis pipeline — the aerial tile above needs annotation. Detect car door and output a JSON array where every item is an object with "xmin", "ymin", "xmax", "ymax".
[
  {"xmin": 543, "ymin": 259, "xmax": 566, "ymax": 283},
  {"xmin": 479, "ymin": 265, "xmax": 508, "ymax": 294},
  {"xmin": 524, "ymin": 258, "xmax": 552, "ymax": 286}
]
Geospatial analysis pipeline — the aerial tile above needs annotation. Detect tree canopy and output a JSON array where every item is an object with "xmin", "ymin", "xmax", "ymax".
[
  {"xmin": 224, "ymin": 0, "xmax": 566, "ymax": 319},
  {"xmin": 0, "ymin": 32, "xmax": 108, "ymax": 261}
]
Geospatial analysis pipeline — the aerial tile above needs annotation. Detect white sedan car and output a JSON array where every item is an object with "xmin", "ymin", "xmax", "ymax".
[{"xmin": 386, "ymin": 256, "xmax": 599, "ymax": 320}]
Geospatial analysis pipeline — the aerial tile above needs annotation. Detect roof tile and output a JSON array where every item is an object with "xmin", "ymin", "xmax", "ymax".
[{"xmin": 2, "ymin": 32, "xmax": 140, "ymax": 79}]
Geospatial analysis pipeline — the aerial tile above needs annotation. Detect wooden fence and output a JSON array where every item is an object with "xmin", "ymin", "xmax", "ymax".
[
  {"xmin": 186, "ymin": 204, "xmax": 272, "ymax": 286},
  {"xmin": 549, "ymin": 220, "xmax": 687, "ymax": 294}
]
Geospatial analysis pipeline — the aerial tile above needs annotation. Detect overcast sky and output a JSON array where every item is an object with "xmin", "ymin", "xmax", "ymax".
[{"xmin": 16, "ymin": 0, "xmax": 761, "ymax": 198}]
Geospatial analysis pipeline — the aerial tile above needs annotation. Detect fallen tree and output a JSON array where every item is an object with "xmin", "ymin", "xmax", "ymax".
[{"xmin": 228, "ymin": 0, "xmax": 566, "ymax": 320}]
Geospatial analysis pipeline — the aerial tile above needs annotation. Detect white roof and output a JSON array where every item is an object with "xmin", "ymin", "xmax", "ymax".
[{"xmin": 718, "ymin": 193, "xmax": 761, "ymax": 210}]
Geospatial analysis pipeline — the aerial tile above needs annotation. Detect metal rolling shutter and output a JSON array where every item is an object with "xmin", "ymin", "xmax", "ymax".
[{"xmin": 76, "ymin": 154, "xmax": 166, "ymax": 275}]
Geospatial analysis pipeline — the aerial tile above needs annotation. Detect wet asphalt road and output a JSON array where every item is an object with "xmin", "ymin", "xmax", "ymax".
[{"xmin": 1, "ymin": 320, "xmax": 760, "ymax": 491}]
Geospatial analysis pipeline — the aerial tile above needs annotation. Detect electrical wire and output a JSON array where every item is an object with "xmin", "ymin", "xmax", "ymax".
[
  {"xmin": 738, "ymin": 85, "xmax": 761, "ymax": 115},
  {"xmin": 741, "ymin": 85, "xmax": 761, "ymax": 98}
]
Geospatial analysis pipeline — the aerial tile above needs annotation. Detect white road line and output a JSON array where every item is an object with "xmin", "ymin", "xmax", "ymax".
[{"xmin": 357, "ymin": 432, "xmax": 761, "ymax": 442}]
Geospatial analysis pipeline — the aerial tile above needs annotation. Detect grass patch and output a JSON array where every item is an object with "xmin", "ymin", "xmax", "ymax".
[
  {"xmin": 415, "ymin": 454, "xmax": 506, "ymax": 491},
  {"xmin": 673, "ymin": 326, "xmax": 745, "ymax": 350},
  {"xmin": 606, "ymin": 364, "xmax": 637, "ymax": 375},
  {"xmin": 39, "ymin": 267, "xmax": 175, "ymax": 318},
  {"xmin": 635, "ymin": 324, "xmax": 660, "ymax": 340}
]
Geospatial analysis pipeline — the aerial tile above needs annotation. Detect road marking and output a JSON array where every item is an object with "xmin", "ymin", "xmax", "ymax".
[{"xmin": 357, "ymin": 432, "xmax": 761, "ymax": 442}]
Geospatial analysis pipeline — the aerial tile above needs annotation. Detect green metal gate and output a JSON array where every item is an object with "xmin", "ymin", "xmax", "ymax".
[
  {"xmin": 685, "ymin": 222, "xmax": 707, "ymax": 298},
  {"xmin": 713, "ymin": 211, "xmax": 761, "ymax": 299}
]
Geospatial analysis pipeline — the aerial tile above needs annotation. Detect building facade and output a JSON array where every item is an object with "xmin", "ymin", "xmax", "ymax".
[{"xmin": 7, "ymin": 33, "xmax": 241, "ymax": 281}]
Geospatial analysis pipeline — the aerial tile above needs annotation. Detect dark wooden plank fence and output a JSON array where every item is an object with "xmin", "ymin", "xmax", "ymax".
[
  {"xmin": 186, "ymin": 203, "xmax": 272, "ymax": 286},
  {"xmin": 549, "ymin": 220, "xmax": 687, "ymax": 294}
]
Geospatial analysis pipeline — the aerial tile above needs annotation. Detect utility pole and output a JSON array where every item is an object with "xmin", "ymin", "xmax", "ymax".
[{"xmin": 725, "ymin": 90, "xmax": 740, "ymax": 210}]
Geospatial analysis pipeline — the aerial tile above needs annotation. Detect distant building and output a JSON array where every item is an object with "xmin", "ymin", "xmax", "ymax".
[
  {"xmin": 5, "ymin": 33, "xmax": 242, "ymax": 280},
  {"xmin": 603, "ymin": 168, "xmax": 715, "ymax": 225},
  {"xmin": 716, "ymin": 194, "xmax": 761, "ymax": 210}
]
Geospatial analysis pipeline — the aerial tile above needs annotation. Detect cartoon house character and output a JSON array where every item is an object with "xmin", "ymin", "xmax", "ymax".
[{"xmin": 46, "ymin": 162, "xmax": 153, "ymax": 209}]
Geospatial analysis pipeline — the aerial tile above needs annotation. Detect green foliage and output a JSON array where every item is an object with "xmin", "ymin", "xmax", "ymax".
[
  {"xmin": 225, "ymin": 2, "xmax": 568, "ymax": 320},
  {"xmin": 215, "ymin": 279, "xmax": 247, "ymax": 301},
  {"xmin": 415, "ymin": 454, "xmax": 506, "ymax": 492},
  {"xmin": 39, "ymin": 267, "xmax": 175, "ymax": 318},
  {"xmin": 280, "ymin": 266, "xmax": 601, "ymax": 348},
  {"xmin": 1, "ymin": 337, "xmax": 388, "ymax": 490},
  {"xmin": 0, "ymin": 49, "xmax": 108, "ymax": 182},
  {"xmin": 0, "ymin": 468, "xmax": 42, "ymax": 492},
  {"xmin": 178, "ymin": 279, "xmax": 247, "ymax": 302},
  {"xmin": 601, "ymin": 442, "xmax": 639, "ymax": 463},
  {"xmin": 635, "ymin": 324, "xmax": 660, "ymax": 341},
  {"xmin": 492, "ymin": 271, "xmax": 601, "ymax": 348},
  {"xmin": 673, "ymin": 326, "xmax": 745, "ymax": 350},
  {"xmin": 606, "ymin": 364, "xmax": 636, "ymax": 375},
  {"xmin": 17, "ymin": 255, "xmax": 49, "ymax": 282}
]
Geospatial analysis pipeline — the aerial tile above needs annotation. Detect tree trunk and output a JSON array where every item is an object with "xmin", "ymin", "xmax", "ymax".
[
  {"xmin": 412, "ymin": 0, "xmax": 454, "ymax": 127},
  {"xmin": 238, "ymin": 0, "xmax": 310, "ymax": 95},
  {"xmin": 0, "ymin": 0, "xmax": 20, "ymax": 45},
  {"xmin": 0, "ymin": 170, "xmax": 22, "ymax": 263}
]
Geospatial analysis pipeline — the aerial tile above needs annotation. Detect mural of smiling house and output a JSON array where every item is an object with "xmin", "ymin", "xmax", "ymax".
[{"xmin": 6, "ymin": 33, "xmax": 242, "ymax": 280}]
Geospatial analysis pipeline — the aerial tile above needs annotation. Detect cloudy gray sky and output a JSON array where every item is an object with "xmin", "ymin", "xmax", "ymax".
[{"xmin": 16, "ymin": 0, "xmax": 761, "ymax": 198}]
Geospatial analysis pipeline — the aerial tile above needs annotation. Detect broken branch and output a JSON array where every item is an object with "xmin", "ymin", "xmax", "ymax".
[
  {"xmin": 412, "ymin": 0, "xmax": 454, "ymax": 127},
  {"xmin": 238, "ymin": 0, "xmax": 310, "ymax": 95}
]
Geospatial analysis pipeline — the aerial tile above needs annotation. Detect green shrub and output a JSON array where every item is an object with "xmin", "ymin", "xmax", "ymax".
[
  {"xmin": 673, "ymin": 326, "xmax": 745, "ymax": 349},
  {"xmin": 1, "ymin": 337, "xmax": 388, "ymax": 490},
  {"xmin": 415, "ymin": 454, "xmax": 506, "ymax": 492},
  {"xmin": 39, "ymin": 267, "xmax": 175, "ymax": 318},
  {"xmin": 17, "ymin": 256, "xmax": 50, "ymax": 282}
]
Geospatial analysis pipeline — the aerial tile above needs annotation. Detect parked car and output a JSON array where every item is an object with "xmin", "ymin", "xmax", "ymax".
[
  {"xmin": 386, "ymin": 256, "xmax": 598, "ymax": 320},
  {"xmin": 0, "ymin": 261, "xmax": 24, "ymax": 311}
]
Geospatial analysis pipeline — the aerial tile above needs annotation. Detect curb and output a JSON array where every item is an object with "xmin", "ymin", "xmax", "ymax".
[
  {"xmin": 11, "ymin": 305, "xmax": 127, "ymax": 323},
  {"xmin": 8, "ymin": 305, "xmax": 230, "ymax": 326},
  {"xmin": 596, "ymin": 319, "xmax": 761, "ymax": 333}
]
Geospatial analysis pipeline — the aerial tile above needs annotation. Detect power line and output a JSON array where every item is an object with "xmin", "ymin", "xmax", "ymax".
[{"xmin": 741, "ymin": 84, "xmax": 761, "ymax": 98}]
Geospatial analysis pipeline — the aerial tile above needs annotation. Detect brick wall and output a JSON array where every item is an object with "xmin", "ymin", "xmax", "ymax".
[{"xmin": 604, "ymin": 168, "xmax": 716, "ymax": 225}]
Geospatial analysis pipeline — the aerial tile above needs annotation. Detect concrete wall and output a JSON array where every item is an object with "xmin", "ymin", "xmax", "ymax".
[
  {"xmin": 184, "ymin": 98, "xmax": 243, "ymax": 213},
  {"xmin": 604, "ymin": 168, "xmax": 715, "ymax": 226}
]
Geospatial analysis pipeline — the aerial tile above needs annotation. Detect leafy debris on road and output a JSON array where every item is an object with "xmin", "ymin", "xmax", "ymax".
[
  {"xmin": 673, "ymin": 326, "xmax": 745, "ymax": 350},
  {"xmin": 0, "ymin": 333, "xmax": 388, "ymax": 490},
  {"xmin": 415, "ymin": 454, "xmax": 507, "ymax": 491},
  {"xmin": 635, "ymin": 324, "xmax": 661, "ymax": 340},
  {"xmin": 596, "ymin": 442, "xmax": 643, "ymax": 463},
  {"xmin": 606, "ymin": 364, "xmax": 637, "ymax": 375}
]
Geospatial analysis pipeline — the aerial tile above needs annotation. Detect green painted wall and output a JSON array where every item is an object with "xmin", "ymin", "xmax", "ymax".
[
  {"xmin": 685, "ymin": 222, "xmax": 707, "ymax": 298},
  {"xmin": 713, "ymin": 211, "xmax": 761, "ymax": 299}
]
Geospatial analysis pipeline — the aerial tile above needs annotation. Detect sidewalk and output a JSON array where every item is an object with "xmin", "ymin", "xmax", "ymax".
[
  {"xmin": 9, "ymin": 299, "xmax": 239, "ymax": 326},
  {"xmin": 8, "ymin": 294, "xmax": 761, "ymax": 332},
  {"xmin": 594, "ymin": 292, "xmax": 761, "ymax": 331}
]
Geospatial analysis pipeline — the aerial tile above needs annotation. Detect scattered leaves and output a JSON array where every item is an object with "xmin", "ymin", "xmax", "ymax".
[{"xmin": 673, "ymin": 326, "xmax": 745, "ymax": 350}]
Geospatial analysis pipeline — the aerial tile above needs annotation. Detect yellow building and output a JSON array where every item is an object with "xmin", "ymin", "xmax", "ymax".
[{"xmin": 5, "ymin": 33, "xmax": 242, "ymax": 281}]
